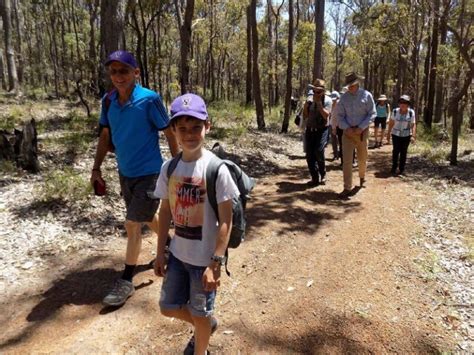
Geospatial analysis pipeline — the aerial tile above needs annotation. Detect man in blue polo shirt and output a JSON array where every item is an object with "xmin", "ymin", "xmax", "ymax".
[{"xmin": 90, "ymin": 50, "xmax": 179, "ymax": 306}]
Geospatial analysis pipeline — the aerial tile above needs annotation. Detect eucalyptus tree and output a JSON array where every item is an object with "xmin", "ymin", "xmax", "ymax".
[
  {"xmin": 175, "ymin": 0, "xmax": 195, "ymax": 94},
  {"xmin": 0, "ymin": 0, "xmax": 19, "ymax": 93},
  {"xmin": 282, "ymin": 0, "xmax": 294, "ymax": 133},
  {"xmin": 312, "ymin": 0, "xmax": 324, "ymax": 80},
  {"xmin": 250, "ymin": 0, "xmax": 265, "ymax": 129}
]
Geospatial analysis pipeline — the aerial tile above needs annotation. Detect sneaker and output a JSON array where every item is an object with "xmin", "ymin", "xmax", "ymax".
[
  {"xmin": 183, "ymin": 317, "xmax": 219, "ymax": 355},
  {"xmin": 352, "ymin": 161, "xmax": 358, "ymax": 168},
  {"xmin": 320, "ymin": 176, "xmax": 326, "ymax": 185},
  {"xmin": 102, "ymin": 279, "xmax": 135, "ymax": 307},
  {"xmin": 307, "ymin": 179, "xmax": 319, "ymax": 187},
  {"xmin": 339, "ymin": 189, "xmax": 351, "ymax": 199}
]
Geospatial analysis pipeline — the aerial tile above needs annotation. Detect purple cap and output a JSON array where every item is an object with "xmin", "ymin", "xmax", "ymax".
[
  {"xmin": 170, "ymin": 94, "xmax": 208, "ymax": 121},
  {"xmin": 105, "ymin": 50, "xmax": 138, "ymax": 68}
]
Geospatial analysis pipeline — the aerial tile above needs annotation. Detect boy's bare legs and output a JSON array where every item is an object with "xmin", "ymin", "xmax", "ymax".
[
  {"xmin": 192, "ymin": 315, "xmax": 212, "ymax": 355},
  {"xmin": 161, "ymin": 308, "xmax": 194, "ymax": 325},
  {"xmin": 161, "ymin": 309, "xmax": 213, "ymax": 354}
]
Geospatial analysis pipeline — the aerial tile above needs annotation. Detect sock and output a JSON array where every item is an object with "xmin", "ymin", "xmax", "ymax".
[{"xmin": 121, "ymin": 264, "xmax": 136, "ymax": 282}]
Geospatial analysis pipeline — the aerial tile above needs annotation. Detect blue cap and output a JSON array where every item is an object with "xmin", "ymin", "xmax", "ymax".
[{"xmin": 105, "ymin": 50, "xmax": 138, "ymax": 68}]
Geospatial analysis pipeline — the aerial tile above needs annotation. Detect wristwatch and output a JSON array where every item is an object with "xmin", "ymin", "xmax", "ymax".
[{"xmin": 211, "ymin": 255, "xmax": 227, "ymax": 266}]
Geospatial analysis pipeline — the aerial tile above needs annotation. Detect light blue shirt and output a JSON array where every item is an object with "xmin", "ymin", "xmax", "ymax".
[{"xmin": 336, "ymin": 88, "xmax": 376, "ymax": 130}]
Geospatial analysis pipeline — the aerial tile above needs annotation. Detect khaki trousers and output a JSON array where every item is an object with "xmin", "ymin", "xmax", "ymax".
[{"xmin": 342, "ymin": 129, "xmax": 368, "ymax": 190}]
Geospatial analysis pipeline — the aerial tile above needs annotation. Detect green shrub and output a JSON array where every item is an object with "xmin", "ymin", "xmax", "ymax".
[
  {"xmin": 39, "ymin": 167, "xmax": 91, "ymax": 203},
  {"xmin": 0, "ymin": 160, "xmax": 17, "ymax": 173},
  {"xmin": 0, "ymin": 106, "xmax": 26, "ymax": 130}
]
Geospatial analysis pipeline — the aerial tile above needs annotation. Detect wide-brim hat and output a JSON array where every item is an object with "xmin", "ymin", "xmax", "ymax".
[
  {"xmin": 398, "ymin": 94, "xmax": 411, "ymax": 104},
  {"xmin": 377, "ymin": 94, "xmax": 388, "ymax": 101},
  {"xmin": 312, "ymin": 78, "xmax": 325, "ymax": 90},
  {"xmin": 345, "ymin": 72, "xmax": 364, "ymax": 87}
]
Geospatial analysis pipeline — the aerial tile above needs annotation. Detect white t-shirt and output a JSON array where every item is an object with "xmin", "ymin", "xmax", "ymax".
[{"xmin": 153, "ymin": 149, "xmax": 240, "ymax": 267}]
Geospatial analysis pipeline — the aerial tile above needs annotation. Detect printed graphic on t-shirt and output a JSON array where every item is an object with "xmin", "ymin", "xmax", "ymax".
[{"xmin": 169, "ymin": 175, "xmax": 206, "ymax": 240}]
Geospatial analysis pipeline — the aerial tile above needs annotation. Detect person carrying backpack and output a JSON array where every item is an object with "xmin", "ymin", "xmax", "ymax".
[
  {"xmin": 152, "ymin": 94, "xmax": 240, "ymax": 355},
  {"xmin": 302, "ymin": 79, "xmax": 332, "ymax": 186},
  {"xmin": 90, "ymin": 51, "xmax": 179, "ymax": 307},
  {"xmin": 373, "ymin": 94, "xmax": 391, "ymax": 148},
  {"xmin": 387, "ymin": 94, "xmax": 416, "ymax": 176}
]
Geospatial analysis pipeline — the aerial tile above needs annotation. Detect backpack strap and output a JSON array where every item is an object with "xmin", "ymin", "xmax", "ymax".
[
  {"xmin": 206, "ymin": 155, "xmax": 231, "ymax": 276},
  {"xmin": 167, "ymin": 152, "xmax": 183, "ymax": 179},
  {"xmin": 206, "ymin": 154, "xmax": 224, "ymax": 221}
]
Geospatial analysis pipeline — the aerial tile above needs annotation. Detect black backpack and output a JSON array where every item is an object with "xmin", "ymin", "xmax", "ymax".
[
  {"xmin": 167, "ymin": 146, "xmax": 255, "ymax": 275},
  {"xmin": 97, "ymin": 90, "xmax": 116, "ymax": 152}
]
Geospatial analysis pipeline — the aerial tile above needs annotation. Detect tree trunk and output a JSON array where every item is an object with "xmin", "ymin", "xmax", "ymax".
[
  {"xmin": 0, "ymin": 0, "xmax": 19, "ymax": 93},
  {"xmin": 12, "ymin": 0, "xmax": 23, "ymax": 84},
  {"xmin": 175, "ymin": 0, "xmax": 194, "ymax": 94},
  {"xmin": 434, "ymin": 0, "xmax": 449, "ymax": 125},
  {"xmin": 281, "ymin": 0, "xmax": 294, "ymax": 133},
  {"xmin": 425, "ymin": 0, "xmax": 440, "ymax": 129},
  {"xmin": 250, "ymin": 0, "xmax": 265, "ymax": 130},
  {"xmin": 0, "ymin": 49, "xmax": 6, "ymax": 90},
  {"xmin": 312, "ymin": 0, "xmax": 324, "ymax": 80},
  {"xmin": 99, "ymin": 0, "xmax": 127, "ymax": 94},
  {"xmin": 266, "ymin": 0, "xmax": 274, "ymax": 106},
  {"xmin": 470, "ymin": 89, "xmax": 474, "ymax": 130},
  {"xmin": 246, "ymin": 5, "xmax": 252, "ymax": 105},
  {"xmin": 14, "ymin": 119, "xmax": 40, "ymax": 173},
  {"xmin": 87, "ymin": 0, "xmax": 99, "ymax": 94}
]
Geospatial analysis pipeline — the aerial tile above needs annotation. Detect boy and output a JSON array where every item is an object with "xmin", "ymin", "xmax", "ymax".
[{"xmin": 153, "ymin": 94, "xmax": 239, "ymax": 355}]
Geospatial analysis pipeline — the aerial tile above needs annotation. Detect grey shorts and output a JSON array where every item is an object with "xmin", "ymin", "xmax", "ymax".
[{"xmin": 119, "ymin": 173, "xmax": 160, "ymax": 222}]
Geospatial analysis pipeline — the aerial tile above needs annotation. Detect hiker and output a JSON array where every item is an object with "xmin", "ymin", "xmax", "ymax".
[
  {"xmin": 329, "ymin": 91, "xmax": 340, "ymax": 161},
  {"xmin": 153, "ymin": 94, "xmax": 239, "ymax": 355},
  {"xmin": 387, "ymin": 94, "xmax": 416, "ymax": 176},
  {"xmin": 335, "ymin": 72, "xmax": 376, "ymax": 198},
  {"xmin": 90, "ymin": 50, "xmax": 179, "ymax": 307},
  {"xmin": 373, "ymin": 94, "xmax": 391, "ymax": 148},
  {"xmin": 331, "ymin": 91, "xmax": 357, "ymax": 168},
  {"xmin": 302, "ymin": 79, "xmax": 332, "ymax": 186}
]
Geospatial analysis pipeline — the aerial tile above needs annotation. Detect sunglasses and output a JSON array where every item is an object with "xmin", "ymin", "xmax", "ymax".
[{"xmin": 108, "ymin": 68, "xmax": 133, "ymax": 76}]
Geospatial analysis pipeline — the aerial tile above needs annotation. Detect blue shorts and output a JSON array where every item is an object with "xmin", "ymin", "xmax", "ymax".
[{"xmin": 159, "ymin": 253, "xmax": 216, "ymax": 317}]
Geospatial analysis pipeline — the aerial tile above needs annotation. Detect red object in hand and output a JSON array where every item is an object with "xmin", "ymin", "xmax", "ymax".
[{"xmin": 94, "ymin": 179, "xmax": 106, "ymax": 196}]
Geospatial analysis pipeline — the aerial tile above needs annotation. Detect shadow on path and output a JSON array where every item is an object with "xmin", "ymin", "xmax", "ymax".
[{"xmin": 0, "ymin": 257, "xmax": 154, "ymax": 350}]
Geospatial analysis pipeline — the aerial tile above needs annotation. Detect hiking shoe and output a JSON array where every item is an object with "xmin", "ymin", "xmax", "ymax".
[
  {"xmin": 360, "ymin": 177, "xmax": 366, "ymax": 187},
  {"xmin": 102, "ymin": 279, "xmax": 135, "ymax": 307},
  {"xmin": 183, "ymin": 317, "xmax": 218, "ymax": 355},
  {"xmin": 307, "ymin": 179, "xmax": 319, "ymax": 187},
  {"xmin": 339, "ymin": 189, "xmax": 351, "ymax": 199}
]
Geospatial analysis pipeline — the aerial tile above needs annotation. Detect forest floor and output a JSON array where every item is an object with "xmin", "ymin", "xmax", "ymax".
[{"xmin": 0, "ymin": 100, "xmax": 473, "ymax": 354}]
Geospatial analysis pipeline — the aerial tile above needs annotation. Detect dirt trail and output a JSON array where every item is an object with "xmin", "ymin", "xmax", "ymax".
[{"xmin": 1, "ymin": 138, "xmax": 456, "ymax": 354}]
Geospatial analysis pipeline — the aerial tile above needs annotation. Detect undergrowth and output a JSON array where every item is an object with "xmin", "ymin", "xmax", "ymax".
[{"xmin": 38, "ymin": 167, "xmax": 91, "ymax": 203}]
